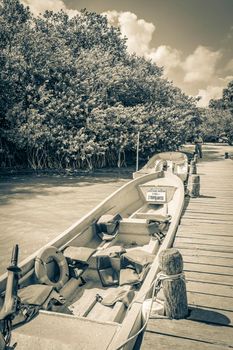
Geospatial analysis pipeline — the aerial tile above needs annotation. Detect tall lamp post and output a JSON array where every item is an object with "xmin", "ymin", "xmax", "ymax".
[{"xmin": 136, "ymin": 131, "xmax": 140, "ymax": 172}]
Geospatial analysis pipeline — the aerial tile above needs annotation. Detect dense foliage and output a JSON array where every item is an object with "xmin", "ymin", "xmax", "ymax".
[
  {"xmin": 198, "ymin": 108, "xmax": 233, "ymax": 144},
  {"xmin": 209, "ymin": 81, "xmax": 233, "ymax": 114},
  {"xmin": 204, "ymin": 81, "xmax": 233, "ymax": 145},
  {"xmin": 0, "ymin": 0, "xmax": 198, "ymax": 170}
]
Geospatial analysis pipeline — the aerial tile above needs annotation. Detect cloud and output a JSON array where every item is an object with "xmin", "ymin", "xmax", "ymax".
[
  {"xmin": 22, "ymin": 0, "xmax": 79, "ymax": 17},
  {"xmin": 104, "ymin": 11, "xmax": 227, "ymax": 108},
  {"xmin": 102, "ymin": 10, "xmax": 122, "ymax": 27},
  {"xmin": 196, "ymin": 85, "xmax": 223, "ymax": 107},
  {"xmin": 103, "ymin": 11, "xmax": 155, "ymax": 56},
  {"xmin": 146, "ymin": 45, "xmax": 182, "ymax": 75},
  {"xmin": 224, "ymin": 58, "xmax": 233, "ymax": 73},
  {"xmin": 104, "ymin": 11, "xmax": 182, "ymax": 75},
  {"xmin": 226, "ymin": 25, "xmax": 233, "ymax": 40},
  {"xmin": 183, "ymin": 46, "xmax": 222, "ymax": 83},
  {"xmin": 218, "ymin": 75, "xmax": 233, "ymax": 84},
  {"xmin": 196, "ymin": 73, "xmax": 233, "ymax": 107}
]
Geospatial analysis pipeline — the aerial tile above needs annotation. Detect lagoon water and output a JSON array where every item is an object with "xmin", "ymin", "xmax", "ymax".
[{"xmin": 0, "ymin": 172, "xmax": 130, "ymax": 275}]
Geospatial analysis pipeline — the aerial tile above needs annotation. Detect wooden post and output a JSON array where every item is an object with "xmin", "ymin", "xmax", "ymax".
[
  {"xmin": 225, "ymin": 152, "xmax": 229, "ymax": 159},
  {"xmin": 188, "ymin": 174, "xmax": 200, "ymax": 197},
  {"xmin": 190, "ymin": 160, "xmax": 197, "ymax": 174},
  {"xmin": 159, "ymin": 248, "xmax": 188, "ymax": 319}
]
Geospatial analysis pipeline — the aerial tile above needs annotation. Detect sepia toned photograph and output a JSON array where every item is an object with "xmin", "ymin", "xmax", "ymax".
[{"xmin": 0, "ymin": 0, "xmax": 232, "ymax": 349}]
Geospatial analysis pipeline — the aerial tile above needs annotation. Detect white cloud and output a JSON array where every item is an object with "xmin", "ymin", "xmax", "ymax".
[
  {"xmin": 219, "ymin": 75, "xmax": 233, "ymax": 84},
  {"xmin": 196, "ymin": 85, "xmax": 223, "ymax": 107},
  {"xmin": 102, "ymin": 10, "xmax": 121, "ymax": 27},
  {"xmin": 22, "ymin": 0, "xmax": 79, "ymax": 17},
  {"xmin": 103, "ymin": 11, "xmax": 155, "ymax": 56},
  {"xmin": 196, "ymin": 75, "xmax": 233, "ymax": 107},
  {"xmin": 104, "ymin": 11, "xmax": 182, "ymax": 75},
  {"xmin": 104, "ymin": 11, "xmax": 227, "ymax": 102},
  {"xmin": 224, "ymin": 58, "xmax": 233, "ymax": 73},
  {"xmin": 146, "ymin": 45, "xmax": 182, "ymax": 75},
  {"xmin": 183, "ymin": 46, "xmax": 222, "ymax": 83},
  {"xmin": 226, "ymin": 25, "xmax": 233, "ymax": 40}
]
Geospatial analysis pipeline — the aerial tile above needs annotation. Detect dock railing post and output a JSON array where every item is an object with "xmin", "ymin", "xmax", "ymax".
[
  {"xmin": 190, "ymin": 160, "xmax": 197, "ymax": 174},
  {"xmin": 159, "ymin": 248, "xmax": 188, "ymax": 319},
  {"xmin": 188, "ymin": 174, "xmax": 200, "ymax": 197}
]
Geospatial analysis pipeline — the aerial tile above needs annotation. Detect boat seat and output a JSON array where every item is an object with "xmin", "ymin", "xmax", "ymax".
[
  {"xmin": 63, "ymin": 246, "xmax": 96, "ymax": 279},
  {"xmin": 135, "ymin": 212, "xmax": 171, "ymax": 222},
  {"xmin": 68, "ymin": 287, "xmax": 130, "ymax": 323},
  {"xmin": 87, "ymin": 286, "xmax": 134, "ymax": 323},
  {"xmin": 95, "ymin": 213, "xmax": 122, "ymax": 241}
]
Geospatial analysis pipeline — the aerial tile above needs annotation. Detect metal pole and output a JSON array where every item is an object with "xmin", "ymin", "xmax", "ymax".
[{"xmin": 136, "ymin": 132, "xmax": 140, "ymax": 171}]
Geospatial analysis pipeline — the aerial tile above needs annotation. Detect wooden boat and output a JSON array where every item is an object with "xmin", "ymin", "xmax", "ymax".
[
  {"xmin": 133, "ymin": 151, "xmax": 189, "ymax": 182},
  {"xmin": 0, "ymin": 170, "xmax": 184, "ymax": 350}
]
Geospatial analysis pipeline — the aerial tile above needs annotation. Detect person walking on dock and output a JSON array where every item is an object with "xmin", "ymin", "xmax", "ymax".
[{"xmin": 194, "ymin": 133, "xmax": 203, "ymax": 158}]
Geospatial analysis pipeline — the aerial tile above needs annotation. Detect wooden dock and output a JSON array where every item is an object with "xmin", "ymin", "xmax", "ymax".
[{"xmin": 141, "ymin": 145, "xmax": 233, "ymax": 350}]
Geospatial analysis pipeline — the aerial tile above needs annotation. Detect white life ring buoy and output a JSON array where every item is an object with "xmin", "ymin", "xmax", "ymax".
[{"xmin": 35, "ymin": 246, "xmax": 69, "ymax": 290}]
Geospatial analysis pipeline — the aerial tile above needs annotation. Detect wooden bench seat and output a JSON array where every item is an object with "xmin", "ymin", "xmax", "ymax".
[{"xmin": 68, "ymin": 286, "xmax": 128, "ymax": 323}]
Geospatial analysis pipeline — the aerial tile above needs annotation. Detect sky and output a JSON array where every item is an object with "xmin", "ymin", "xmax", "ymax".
[{"xmin": 22, "ymin": 0, "xmax": 233, "ymax": 106}]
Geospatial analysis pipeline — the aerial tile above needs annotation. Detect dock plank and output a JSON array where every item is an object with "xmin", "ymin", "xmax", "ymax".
[
  {"xmin": 185, "ymin": 210, "xmax": 233, "ymax": 216},
  {"xmin": 181, "ymin": 216, "xmax": 233, "ymax": 223},
  {"xmin": 187, "ymin": 292, "xmax": 233, "ymax": 312},
  {"xmin": 184, "ymin": 271, "xmax": 233, "ymax": 286},
  {"xmin": 176, "ymin": 237, "xmax": 233, "ymax": 247},
  {"xmin": 186, "ymin": 280, "xmax": 233, "ymax": 298},
  {"xmin": 178, "ymin": 248, "xmax": 233, "ymax": 259},
  {"xmin": 184, "ymin": 206, "xmax": 233, "ymax": 213},
  {"xmin": 178, "ymin": 223, "xmax": 233, "ymax": 232},
  {"xmin": 182, "ymin": 210, "xmax": 233, "ymax": 217},
  {"xmin": 177, "ymin": 228, "xmax": 233, "ymax": 236},
  {"xmin": 177, "ymin": 232, "xmax": 233, "ymax": 244},
  {"xmin": 188, "ymin": 306, "xmax": 233, "ymax": 326},
  {"xmin": 145, "ymin": 319, "xmax": 233, "ymax": 346},
  {"xmin": 141, "ymin": 332, "xmax": 232, "ymax": 350},
  {"xmin": 183, "ymin": 254, "xmax": 233, "ymax": 267},
  {"xmin": 180, "ymin": 218, "xmax": 233, "ymax": 224},
  {"xmin": 174, "ymin": 242, "xmax": 233, "ymax": 253},
  {"xmin": 184, "ymin": 262, "xmax": 233, "ymax": 275}
]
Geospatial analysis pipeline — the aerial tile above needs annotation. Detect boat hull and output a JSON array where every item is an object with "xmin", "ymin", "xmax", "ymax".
[{"xmin": 0, "ymin": 171, "xmax": 184, "ymax": 350}]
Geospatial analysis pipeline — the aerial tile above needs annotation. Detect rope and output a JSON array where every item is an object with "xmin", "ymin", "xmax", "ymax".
[
  {"xmin": 158, "ymin": 271, "xmax": 185, "ymax": 282},
  {"xmin": 114, "ymin": 270, "xmax": 185, "ymax": 350}
]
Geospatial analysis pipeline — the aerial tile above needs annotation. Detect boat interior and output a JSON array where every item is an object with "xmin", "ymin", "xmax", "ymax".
[{"xmin": 0, "ymin": 172, "xmax": 181, "ymax": 332}]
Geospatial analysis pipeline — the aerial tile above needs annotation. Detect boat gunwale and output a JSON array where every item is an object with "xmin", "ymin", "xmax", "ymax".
[
  {"xmin": 144, "ymin": 151, "xmax": 188, "ymax": 169},
  {"xmin": 133, "ymin": 152, "xmax": 189, "ymax": 182}
]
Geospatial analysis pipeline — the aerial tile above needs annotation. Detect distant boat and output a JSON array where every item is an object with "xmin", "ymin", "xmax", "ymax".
[
  {"xmin": 133, "ymin": 151, "xmax": 189, "ymax": 182},
  {"xmin": 0, "ymin": 170, "xmax": 184, "ymax": 350}
]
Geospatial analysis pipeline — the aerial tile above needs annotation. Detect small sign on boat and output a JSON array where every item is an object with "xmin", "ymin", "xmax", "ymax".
[{"xmin": 146, "ymin": 188, "xmax": 166, "ymax": 202}]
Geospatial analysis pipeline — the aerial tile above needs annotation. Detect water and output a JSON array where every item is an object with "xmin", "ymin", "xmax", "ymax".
[{"xmin": 0, "ymin": 172, "xmax": 130, "ymax": 275}]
